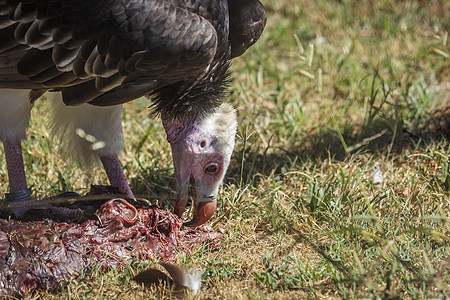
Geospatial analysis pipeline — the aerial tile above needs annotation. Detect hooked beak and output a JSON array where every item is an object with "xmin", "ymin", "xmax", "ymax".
[
  {"xmin": 182, "ymin": 200, "xmax": 217, "ymax": 227},
  {"xmin": 174, "ymin": 175, "xmax": 218, "ymax": 227}
]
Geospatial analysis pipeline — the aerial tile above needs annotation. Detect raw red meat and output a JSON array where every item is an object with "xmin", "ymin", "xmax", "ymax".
[{"xmin": 0, "ymin": 198, "xmax": 222, "ymax": 297}]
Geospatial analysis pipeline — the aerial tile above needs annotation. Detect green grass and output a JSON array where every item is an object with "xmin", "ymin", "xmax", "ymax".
[{"xmin": 1, "ymin": 0, "xmax": 449, "ymax": 299}]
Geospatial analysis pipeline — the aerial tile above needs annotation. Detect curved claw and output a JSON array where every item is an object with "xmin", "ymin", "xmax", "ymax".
[{"xmin": 182, "ymin": 201, "xmax": 217, "ymax": 227}]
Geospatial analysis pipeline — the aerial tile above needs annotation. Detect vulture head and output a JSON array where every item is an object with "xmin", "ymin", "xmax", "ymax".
[{"xmin": 163, "ymin": 104, "xmax": 237, "ymax": 227}]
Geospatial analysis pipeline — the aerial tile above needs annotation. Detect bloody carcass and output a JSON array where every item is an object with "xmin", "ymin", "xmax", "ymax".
[{"xmin": 0, "ymin": 198, "xmax": 222, "ymax": 296}]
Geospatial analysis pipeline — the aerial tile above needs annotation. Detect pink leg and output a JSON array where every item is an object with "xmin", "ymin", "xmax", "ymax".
[
  {"xmin": 3, "ymin": 138, "xmax": 36, "ymax": 216},
  {"xmin": 99, "ymin": 154, "xmax": 135, "ymax": 200},
  {"xmin": 3, "ymin": 139, "xmax": 83, "ymax": 219},
  {"xmin": 3, "ymin": 139, "xmax": 28, "ymax": 192}
]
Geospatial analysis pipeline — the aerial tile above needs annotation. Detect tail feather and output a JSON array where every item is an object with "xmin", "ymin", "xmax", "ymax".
[{"xmin": 49, "ymin": 93, "xmax": 124, "ymax": 167}]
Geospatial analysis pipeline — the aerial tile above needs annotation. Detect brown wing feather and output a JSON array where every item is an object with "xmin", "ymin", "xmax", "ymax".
[
  {"xmin": 228, "ymin": 0, "xmax": 267, "ymax": 59},
  {"xmin": 0, "ymin": 0, "xmax": 219, "ymax": 106}
]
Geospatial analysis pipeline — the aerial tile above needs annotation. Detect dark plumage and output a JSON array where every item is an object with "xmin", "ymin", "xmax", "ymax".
[{"xmin": 0, "ymin": 0, "xmax": 266, "ymax": 117}]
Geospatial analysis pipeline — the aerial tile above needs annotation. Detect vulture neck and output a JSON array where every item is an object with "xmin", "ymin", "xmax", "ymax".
[
  {"xmin": 152, "ymin": 53, "xmax": 231, "ymax": 121},
  {"xmin": 156, "ymin": 51, "xmax": 232, "ymax": 144}
]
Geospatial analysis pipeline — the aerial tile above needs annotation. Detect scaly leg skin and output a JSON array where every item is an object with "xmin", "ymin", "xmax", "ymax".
[
  {"xmin": 3, "ymin": 139, "xmax": 83, "ymax": 220},
  {"xmin": 100, "ymin": 154, "xmax": 136, "ymax": 201},
  {"xmin": 3, "ymin": 138, "xmax": 37, "ymax": 217}
]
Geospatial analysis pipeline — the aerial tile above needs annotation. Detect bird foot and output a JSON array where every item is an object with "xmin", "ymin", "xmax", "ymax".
[
  {"xmin": 4, "ymin": 189, "xmax": 84, "ymax": 221},
  {"xmin": 5, "ymin": 188, "xmax": 37, "ymax": 217}
]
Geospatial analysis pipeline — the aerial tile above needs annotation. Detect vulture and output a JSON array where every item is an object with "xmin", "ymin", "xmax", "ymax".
[{"xmin": 0, "ymin": 0, "xmax": 266, "ymax": 226}]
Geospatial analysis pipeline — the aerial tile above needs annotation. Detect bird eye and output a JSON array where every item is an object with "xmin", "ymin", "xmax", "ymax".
[
  {"xmin": 200, "ymin": 141, "xmax": 206, "ymax": 148},
  {"xmin": 204, "ymin": 163, "xmax": 219, "ymax": 174}
]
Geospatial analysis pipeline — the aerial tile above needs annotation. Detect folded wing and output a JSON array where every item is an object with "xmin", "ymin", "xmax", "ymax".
[{"xmin": 0, "ymin": 0, "xmax": 218, "ymax": 106}]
